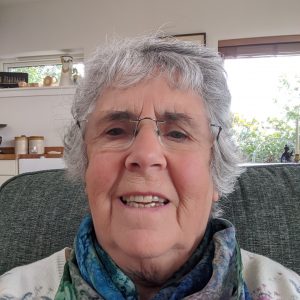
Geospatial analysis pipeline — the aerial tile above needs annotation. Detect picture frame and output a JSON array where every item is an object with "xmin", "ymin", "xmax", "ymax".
[{"xmin": 174, "ymin": 33, "xmax": 206, "ymax": 46}]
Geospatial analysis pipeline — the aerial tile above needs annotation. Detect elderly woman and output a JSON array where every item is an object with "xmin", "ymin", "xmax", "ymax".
[{"xmin": 1, "ymin": 35, "xmax": 299, "ymax": 300}]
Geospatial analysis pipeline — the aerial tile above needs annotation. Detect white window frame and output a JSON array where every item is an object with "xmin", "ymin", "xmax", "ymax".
[{"xmin": 2, "ymin": 53, "xmax": 84, "ymax": 71}]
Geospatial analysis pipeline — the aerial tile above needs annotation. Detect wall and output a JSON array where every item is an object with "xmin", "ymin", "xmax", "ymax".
[
  {"xmin": 0, "ymin": 0, "xmax": 300, "ymax": 146},
  {"xmin": 0, "ymin": 88, "xmax": 75, "ymax": 146},
  {"xmin": 1, "ymin": 0, "xmax": 300, "ymax": 56}
]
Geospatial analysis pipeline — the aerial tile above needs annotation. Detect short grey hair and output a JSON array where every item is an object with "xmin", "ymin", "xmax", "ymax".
[{"xmin": 64, "ymin": 34, "xmax": 243, "ymax": 216}]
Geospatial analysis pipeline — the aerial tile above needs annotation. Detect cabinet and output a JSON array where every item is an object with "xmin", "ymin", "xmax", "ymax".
[
  {"xmin": 0, "ymin": 157, "xmax": 65, "ymax": 186},
  {"xmin": 18, "ymin": 158, "xmax": 65, "ymax": 173},
  {"xmin": 0, "ymin": 160, "xmax": 18, "ymax": 186}
]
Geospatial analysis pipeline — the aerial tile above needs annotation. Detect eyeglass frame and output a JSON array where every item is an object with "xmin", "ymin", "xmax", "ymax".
[{"xmin": 76, "ymin": 115, "xmax": 222, "ymax": 145}]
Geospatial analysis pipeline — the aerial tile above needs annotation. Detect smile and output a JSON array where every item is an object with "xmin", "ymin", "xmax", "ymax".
[{"xmin": 120, "ymin": 195, "xmax": 169, "ymax": 208}]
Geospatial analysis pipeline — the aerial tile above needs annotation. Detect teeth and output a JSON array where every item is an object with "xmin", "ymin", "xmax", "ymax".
[
  {"xmin": 126, "ymin": 201, "xmax": 165, "ymax": 208},
  {"xmin": 123, "ymin": 195, "xmax": 165, "ymax": 203},
  {"xmin": 121, "ymin": 195, "xmax": 168, "ymax": 208}
]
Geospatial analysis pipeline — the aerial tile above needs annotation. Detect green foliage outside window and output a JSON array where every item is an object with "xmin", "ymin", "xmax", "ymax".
[
  {"xmin": 232, "ymin": 74, "xmax": 300, "ymax": 163},
  {"xmin": 9, "ymin": 65, "xmax": 62, "ymax": 84}
]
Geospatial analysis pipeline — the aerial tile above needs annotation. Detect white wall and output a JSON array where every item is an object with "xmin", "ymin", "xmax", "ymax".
[
  {"xmin": 1, "ymin": 0, "xmax": 300, "ymax": 57},
  {"xmin": 0, "ymin": 0, "xmax": 300, "ymax": 147},
  {"xmin": 0, "ymin": 88, "xmax": 74, "ymax": 146}
]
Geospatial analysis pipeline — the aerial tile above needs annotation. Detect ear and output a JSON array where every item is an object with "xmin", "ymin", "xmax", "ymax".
[{"xmin": 212, "ymin": 190, "xmax": 219, "ymax": 202}]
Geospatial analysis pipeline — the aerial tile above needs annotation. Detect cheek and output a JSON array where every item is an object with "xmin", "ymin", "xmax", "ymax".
[
  {"xmin": 171, "ymin": 152, "xmax": 213, "ymax": 196},
  {"xmin": 169, "ymin": 153, "xmax": 214, "ymax": 231},
  {"xmin": 85, "ymin": 150, "xmax": 123, "ymax": 206},
  {"xmin": 85, "ymin": 151, "xmax": 126, "ymax": 241}
]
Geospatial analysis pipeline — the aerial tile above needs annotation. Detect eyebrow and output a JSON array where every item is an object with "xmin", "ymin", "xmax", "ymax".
[
  {"xmin": 98, "ymin": 110, "xmax": 138, "ymax": 122},
  {"xmin": 161, "ymin": 112, "xmax": 194, "ymax": 126},
  {"xmin": 95, "ymin": 110, "xmax": 195, "ymax": 125}
]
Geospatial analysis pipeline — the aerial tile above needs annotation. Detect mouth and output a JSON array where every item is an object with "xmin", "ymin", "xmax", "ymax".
[{"xmin": 120, "ymin": 195, "xmax": 170, "ymax": 208}]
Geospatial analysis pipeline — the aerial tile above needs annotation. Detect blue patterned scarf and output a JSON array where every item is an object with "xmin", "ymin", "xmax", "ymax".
[{"xmin": 55, "ymin": 215, "xmax": 252, "ymax": 299}]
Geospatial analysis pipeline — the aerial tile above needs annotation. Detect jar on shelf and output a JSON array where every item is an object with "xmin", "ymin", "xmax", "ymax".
[
  {"xmin": 28, "ymin": 136, "xmax": 44, "ymax": 154},
  {"xmin": 15, "ymin": 135, "xmax": 28, "ymax": 154}
]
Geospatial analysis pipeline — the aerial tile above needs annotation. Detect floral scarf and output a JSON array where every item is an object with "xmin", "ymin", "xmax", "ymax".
[{"xmin": 55, "ymin": 215, "xmax": 252, "ymax": 299}]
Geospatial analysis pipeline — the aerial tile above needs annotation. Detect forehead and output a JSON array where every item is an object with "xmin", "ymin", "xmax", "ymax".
[{"xmin": 93, "ymin": 77, "xmax": 208, "ymax": 119}]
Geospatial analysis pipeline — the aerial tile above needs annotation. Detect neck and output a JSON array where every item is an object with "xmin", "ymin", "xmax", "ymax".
[
  {"xmin": 136, "ymin": 286, "xmax": 160, "ymax": 300},
  {"xmin": 116, "ymin": 248, "xmax": 195, "ymax": 300},
  {"xmin": 126, "ymin": 268, "xmax": 166, "ymax": 300}
]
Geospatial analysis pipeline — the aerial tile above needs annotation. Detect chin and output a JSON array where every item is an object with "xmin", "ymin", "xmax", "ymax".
[{"xmin": 113, "ymin": 229, "xmax": 178, "ymax": 260}]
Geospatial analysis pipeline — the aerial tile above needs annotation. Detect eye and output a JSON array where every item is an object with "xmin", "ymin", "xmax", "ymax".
[
  {"xmin": 165, "ymin": 130, "xmax": 188, "ymax": 141},
  {"xmin": 106, "ymin": 127, "xmax": 126, "ymax": 136},
  {"xmin": 104, "ymin": 121, "xmax": 134, "ymax": 139}
]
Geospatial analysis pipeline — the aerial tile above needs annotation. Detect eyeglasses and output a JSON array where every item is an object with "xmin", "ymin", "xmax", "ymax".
[{"xmin": 76, "ymin": 111, "xmax": 222, "ymax": 152}]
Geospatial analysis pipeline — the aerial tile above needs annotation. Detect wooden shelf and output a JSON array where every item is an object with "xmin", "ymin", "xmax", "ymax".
[
  {"xmin": 0, "ymin": 146, "xmax": 64, "ymax": 159},
  {"xmin": 0, "ymin": 86, "xmax": 75, "ymax": 98},
  {"xmin": 0, "ymin": 154, "xmax": 16, "ymax": 160}
]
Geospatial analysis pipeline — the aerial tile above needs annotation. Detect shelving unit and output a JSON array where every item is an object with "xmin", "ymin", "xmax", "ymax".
[
  {"xmin": 0, "ymin": 86, "xmax": 76, "ymax": 148},
  {"xmin": 0, "ymin": 86, "xmax": 75, "ymax": 98}
]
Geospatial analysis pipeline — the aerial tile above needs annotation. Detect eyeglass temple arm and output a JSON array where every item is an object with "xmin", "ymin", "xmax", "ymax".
[{"xmin": 210, "ymin": 124, "xmax": 222, "ymax": 141}]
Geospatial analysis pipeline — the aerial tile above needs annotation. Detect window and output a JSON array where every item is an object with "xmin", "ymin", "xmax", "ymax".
[
  {"xmin": 219, "ymin": 36, "xmax": 300, "ymax": 163},
  {"xmin": 2, "ymin": 53, "xmax": 84, "ymax": 85}
]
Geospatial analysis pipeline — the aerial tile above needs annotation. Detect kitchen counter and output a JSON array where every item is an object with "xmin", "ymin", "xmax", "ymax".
[
  {"xmin": 0, "ymin": 154, "xmax": 17, "ymax": 160},
  {"xmin": 0, "ymin": 153, "xmax": 63, "ymax": 159},
  {"xmin": 0, "ymin": 147, "xmax": 64, "ymax": 159}
]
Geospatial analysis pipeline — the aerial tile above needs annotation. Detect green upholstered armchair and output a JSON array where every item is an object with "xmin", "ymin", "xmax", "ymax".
[{"xmin": 0, "ymin": 164, "xmax": 299, "ymax": 275}]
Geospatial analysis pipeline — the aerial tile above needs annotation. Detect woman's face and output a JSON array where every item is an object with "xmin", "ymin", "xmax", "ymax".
[{"xmin": 85, "ymin": 76, "xmax": 218, "ymax": 273}]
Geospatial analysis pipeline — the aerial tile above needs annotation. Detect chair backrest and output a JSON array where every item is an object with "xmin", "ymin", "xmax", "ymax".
[
  {"xmin": 0, "ymin": 169, "xmax": 88, "ymax": 275},
  {"xmin": 0, "ymin": 164, "xmax": 299, "ymax": 275},
  {"xmin": 222, "ymin": 164, "xmax": 300, "ymax": 274}
]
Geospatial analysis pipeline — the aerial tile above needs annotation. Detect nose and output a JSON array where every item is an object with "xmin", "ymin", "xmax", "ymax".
[{"xmin": 125, "ymin": 122, "xmax": 167, "ymax": 172}]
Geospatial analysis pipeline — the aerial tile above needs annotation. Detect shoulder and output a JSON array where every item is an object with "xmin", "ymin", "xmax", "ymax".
[
  {"xmin": 241, "ymin": 249, "xmax": 300, "ymax": 300},
  {"xmin": 0, "ymin": 248, "xmax": 69, "ymax": 299}
]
